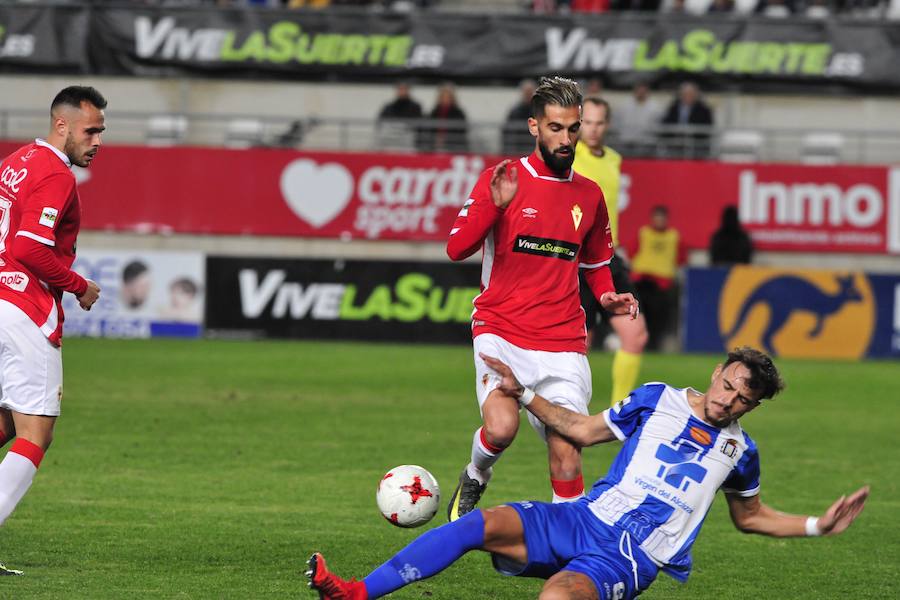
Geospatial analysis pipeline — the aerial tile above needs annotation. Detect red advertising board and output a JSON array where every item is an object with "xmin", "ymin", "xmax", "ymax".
[{"xmin": 2, "ymin": 142, "xmax": 898, "ymax": 254}]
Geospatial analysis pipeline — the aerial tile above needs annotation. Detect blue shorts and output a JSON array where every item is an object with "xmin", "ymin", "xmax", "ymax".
[{"xmin": 493, "ymin": 501, "xmax": 659, "ymax": 600}]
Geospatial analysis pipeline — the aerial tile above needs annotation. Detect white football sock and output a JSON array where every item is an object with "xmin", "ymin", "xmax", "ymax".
[
  {"xmin": 0, "ymin": 442, "xmax": 41, "ymax": 527},
  {"xmin": 467, "ymin": 427, "xmax": 501, "ymax": 484}
]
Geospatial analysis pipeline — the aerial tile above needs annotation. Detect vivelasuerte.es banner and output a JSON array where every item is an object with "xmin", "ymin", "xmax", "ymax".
[
  {"xmin": 0, "ymin": 5, "xmax": 88, "ymax": 71},
  {"xmin": 205, "ymin": 257, "xmax": 481, "ymax": 343},
  {"xmin": 85, "ymin": 9, "xmax": 900, "ymax": 90},
  {"xmin": 2, "ymin": 4, "xmax": 900, "ymax": 91}
]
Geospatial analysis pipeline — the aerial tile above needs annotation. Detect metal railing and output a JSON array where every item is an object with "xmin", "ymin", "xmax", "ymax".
[{"xmin": 4, "ymin": 109, "xmax": 900, "ymax": 164}]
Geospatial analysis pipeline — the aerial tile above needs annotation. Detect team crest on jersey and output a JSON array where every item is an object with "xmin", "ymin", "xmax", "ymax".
[
  {"xmin": 39, "ymin": 206, "xmax": 59, "ymax": 228},
  {"xmin": 719, "ymin": 438, "xmax": 738, "ymax": 458},
  {"xmin": 571, "ymin": 204, "xmax": 583, "ymax": 230}
]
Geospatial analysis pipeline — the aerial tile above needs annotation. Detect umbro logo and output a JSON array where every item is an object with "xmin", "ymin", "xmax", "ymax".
[{"xmin": 522, "ymin": 207, "xmax": 538, "ymax": 218}]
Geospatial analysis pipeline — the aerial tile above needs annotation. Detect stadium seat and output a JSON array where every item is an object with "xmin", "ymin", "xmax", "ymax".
[
  {"xmin": 801, "ymin": 132, "xmax": 845, "ymax": 165},
  {"xmin": 719, "ymin": 130, "xmax": 764, "ymax": 163},
  {"xmin": 224, "ymin": 118, "xmax": 265, "ymax": 149},
  {"xmin": 146, "ymin": 115, "xmax": 188, "ymax": 147},
  {"xmin": 375, "ymin": 121, "xmax": 416, "ymax": 152}
]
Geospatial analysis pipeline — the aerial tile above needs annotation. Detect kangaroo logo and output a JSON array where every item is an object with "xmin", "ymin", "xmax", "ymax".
[
  {"xmin": 655, "ymin": 440, "xmax": 707, "ymax": 492},
  {"xmin": 723, "ymin": 274, "xmax": 862, "ymax": 354},
  {"xmin": 719, "ymin": 267, "xmax": 874, "ymax": 359}
]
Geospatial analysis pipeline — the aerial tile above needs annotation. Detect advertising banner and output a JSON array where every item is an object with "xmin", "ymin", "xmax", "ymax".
[
  {"xmin": 205, "ymin": 257, "xmax": 480, "ymax": 343},
  {"xmin": 683, "ymin": 265, "xmax": 900, "ymax": 359},
  {"xmin": 0, "ymin": 5, "xmax": 88, "ymax": 72},
  {"xmin": 63, "ymin": 249, "xmax": 205, "ymax": 338},
  {"xmin": 3, "ymin": 6, "xmax": 900, "ymax": 91},
  {"xmin": 1, "ymin": 142, "xmax": 895, "ymax": 256},
  {"xmin": 73, "ymin": 8, "xmax": 900, "ymax": 92}
]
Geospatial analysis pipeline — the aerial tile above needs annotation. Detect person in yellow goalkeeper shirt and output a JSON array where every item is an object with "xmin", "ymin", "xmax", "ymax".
[
  {"xmin": 573, "ymin": 96, "xmax": 648, "ymax": 406},
  {"xmin": 630, "ymin": 205, "xmax": 686, "ymax": 351}
]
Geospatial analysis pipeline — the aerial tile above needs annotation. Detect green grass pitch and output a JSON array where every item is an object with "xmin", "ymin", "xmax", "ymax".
[{"xmin": 1, "ymin": 339, "xmax": 896, "ymax": 599}]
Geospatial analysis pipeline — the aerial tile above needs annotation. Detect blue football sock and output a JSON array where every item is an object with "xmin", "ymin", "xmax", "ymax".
[{"xmin": 363, "ymin": 509, "xmax": 485, "ymax": 598}]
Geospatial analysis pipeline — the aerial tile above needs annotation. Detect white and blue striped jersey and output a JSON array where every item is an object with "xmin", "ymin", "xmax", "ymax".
[{"xmin": 586, "ymin": 383, "xmax": 760, "ymax": 582}]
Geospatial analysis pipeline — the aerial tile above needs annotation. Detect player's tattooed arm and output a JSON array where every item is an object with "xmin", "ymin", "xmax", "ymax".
[{"xmin": 480, "ymin": 353, "xmax": 616, "ymax": 446}]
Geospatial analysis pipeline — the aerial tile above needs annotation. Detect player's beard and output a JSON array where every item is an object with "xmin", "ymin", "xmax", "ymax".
[
  {"xmin": 63, "ymin": 131, "xmax": 90, "ymax": 168},
  {"xmin": 703, "ymin": 403, "xmax": 732, "ymax": 428},
  {"xmin": 538, "ymin": 140, "xmax": 576, "ymax": 176}
]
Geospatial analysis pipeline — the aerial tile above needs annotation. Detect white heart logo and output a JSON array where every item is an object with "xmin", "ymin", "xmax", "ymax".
[{"xmin": 279, "ymin": 159, "xmax": 354, "ymax": 228}]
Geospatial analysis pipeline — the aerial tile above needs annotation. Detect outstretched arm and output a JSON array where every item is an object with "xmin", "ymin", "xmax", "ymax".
[
  {"xmin": 480, "ymin": 353, "xmax": 617, "ymax": 447},
  {"xmin": 725, "ymin": 486, "xmax": 869, "ymax": 538}
]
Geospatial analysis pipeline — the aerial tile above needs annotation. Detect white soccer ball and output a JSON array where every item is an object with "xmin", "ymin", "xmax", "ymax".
[{"xmin": 376, "ymin": 465, "xmax": 441, "ymax": 528}]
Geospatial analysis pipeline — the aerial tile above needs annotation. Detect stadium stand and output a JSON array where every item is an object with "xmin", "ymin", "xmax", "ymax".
[
  {"xmin": 718, "ymin": 130, "xmax": 764, "ymax": 163},
  {"xmin": 145, "ymin": 115, "xmax": 189, "ymax": 147},
  {"xmin": 800, "ymin": 132, "xmax": 845, "ymax": 165}
]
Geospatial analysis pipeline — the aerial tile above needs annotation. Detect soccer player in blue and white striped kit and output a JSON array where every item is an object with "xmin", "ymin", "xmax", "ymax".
[{"xmin": 307, "ymin": 347, "xmax": 869, "ymax": 600}]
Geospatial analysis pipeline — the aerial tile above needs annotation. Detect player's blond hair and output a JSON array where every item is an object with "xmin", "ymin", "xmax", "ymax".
[{"xmin": 531, "ymin": 76, "xmax": 582, "ymax": 119}]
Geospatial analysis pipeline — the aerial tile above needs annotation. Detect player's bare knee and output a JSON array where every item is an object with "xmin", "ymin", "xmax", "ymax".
[{"xmin": 482, "ymin": 417, "xmax": 518, "ymax": 449}]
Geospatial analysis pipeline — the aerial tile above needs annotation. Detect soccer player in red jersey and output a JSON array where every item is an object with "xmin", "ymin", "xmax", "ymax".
[
  {"xmin": 0, "ymin": 86, "xmax": 105, "ymax": 574},
  {"xmin": 445, "ymin": 77, "xmax": 638, "ymax": 521}
]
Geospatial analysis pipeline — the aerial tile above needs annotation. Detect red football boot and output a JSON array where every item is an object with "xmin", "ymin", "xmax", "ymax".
[{"xmin": 305, "ymin": 552, "xmax": 367, "ymax": 600}]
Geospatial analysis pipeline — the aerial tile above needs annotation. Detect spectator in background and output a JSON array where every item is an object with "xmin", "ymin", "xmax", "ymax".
[
  {"xmin": 501, "ymin": 79, "xmax": 537, "ymax": 156},
  {"xmin": 377, "ymin": 81, "xmax": 423, "ymax": 151},
  {"xmin": 709, "ymin": 205, "xmax": 754, "ymax": 266},
  {"xmin": 707, "ymin": 0, "xmax": 735, "ymax": 12},
  {"xmin": 573, "ymin": 97, "xmax": 649, "ymax": 405},
  {"xmin": 571, "ymin": 0, "xmax": 610, "ymax": 11},
  {"xmin": 629, "ymin": 206, "xmax": 685, "ymax": 351},
  {"xmin": 422, "ymin": 82, "xmax": 468, "ymax": 153},
  {"xmin": 611, "ymin": 0, "xmax": 661, "ymax": 11},
  {"xmin": 377, "ymin": 81, "xmax": 423, "ymax": 123},
  {"xmin": 660, "ymin": 81, "xmax": 714, "ymax": 158},
  {"xmin": 615, "ymin": 82, "xmax": 660, "ymax": 157},
  {"xmin": 583, "ymin": 77, "xmax": 604, "ymax": 96}
]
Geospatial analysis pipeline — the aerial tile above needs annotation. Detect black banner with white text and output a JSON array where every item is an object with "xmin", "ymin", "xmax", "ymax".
[
  {"xmin": 205, "ymin": 257, "xmax": 481, "ymax": 343},
  {"xmin": 2, "ymin": 5, "xmax": 900, "ymax": 92}
]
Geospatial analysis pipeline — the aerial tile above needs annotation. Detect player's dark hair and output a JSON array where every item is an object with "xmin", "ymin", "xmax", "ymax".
[
  {"xmin": 724, "ymin": 347, "xmax": 785, "ymax": 400},
  {"xmin": 652, "ymin": 205, "xmax": 669, "ymax": 216},
  {"xmin": 51, "ymin": 86, "xmax": 107, "ymax": 113},
  {"xmin": 122, "ymin": 260, "xmax": 149, "ymax": 284},
  {"xmin": 584, "ymin": 96, "xmax": 611, "ymax": 121},
  {"xmin": 531, "ymin": 76, "xmax": 582, "ymax": 119}
]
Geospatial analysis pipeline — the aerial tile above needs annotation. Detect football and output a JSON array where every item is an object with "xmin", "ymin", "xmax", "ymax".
[{"xmin": 376, "ymin": 465, "xmax": 441, "ymax": 528}]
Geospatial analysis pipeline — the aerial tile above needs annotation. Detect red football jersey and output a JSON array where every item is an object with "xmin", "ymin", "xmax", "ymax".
[
  {"xmin": 0, "ymin": 140, "xmax": 82, "ymax": 345},
  {"xmin": 447, "ymin": 153, "xmax": 615, "ymax": 353}
]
